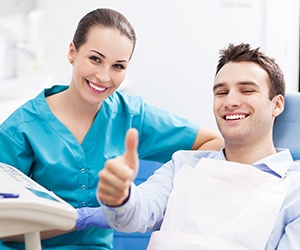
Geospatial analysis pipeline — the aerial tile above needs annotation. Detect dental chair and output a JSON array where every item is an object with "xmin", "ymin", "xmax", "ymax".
[
  {"xmin": 273, "ymin": 92, "xmax": 300, "ymax": 160},
  {"xmin": 113, "ymin": 160, "xmax": 162, "ymax": 250},
  {"xmin": 113, "ymin": 92, "xmax": 300, "ymax": 250}
]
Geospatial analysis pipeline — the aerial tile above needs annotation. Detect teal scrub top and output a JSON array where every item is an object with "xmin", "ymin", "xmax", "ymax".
[{"xmin": 0, "ymin": 85, "xmax": 199, "ymax": 249}]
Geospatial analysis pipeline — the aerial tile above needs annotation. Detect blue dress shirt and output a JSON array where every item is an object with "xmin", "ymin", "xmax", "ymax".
[{"xmin": 101, "ymin": 149, "xmax": 300, "ymax": 250}]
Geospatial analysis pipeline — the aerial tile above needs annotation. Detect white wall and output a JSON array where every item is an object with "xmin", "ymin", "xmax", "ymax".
[{"xmin": 0, "ymin": 0, "xmax": 299, "ymax": 127}]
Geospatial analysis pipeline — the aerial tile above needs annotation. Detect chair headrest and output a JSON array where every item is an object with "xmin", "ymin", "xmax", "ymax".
[{"xmin": 273, "ymin": 92, "xmax": 300, "ymax": 160}]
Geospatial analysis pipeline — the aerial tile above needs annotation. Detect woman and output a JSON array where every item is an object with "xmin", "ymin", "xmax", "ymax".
[{"xmin": 0, "ymin": 8, "xmax": 223, "ymax": 249}]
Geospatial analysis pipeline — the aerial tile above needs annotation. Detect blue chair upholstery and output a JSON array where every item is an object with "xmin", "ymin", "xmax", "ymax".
[
  {"xmin": 113, "ymin": 160, "xmax": 163, "ymax": 250},
  {"xmin": 273, "ymin": 92, "xmax": 300, "ymax": 160}
]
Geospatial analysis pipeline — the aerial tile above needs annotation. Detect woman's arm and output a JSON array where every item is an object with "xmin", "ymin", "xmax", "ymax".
[
  {"xmin": 1, "ymin": 207, "xmax": 110, "ymax": 242},
  {"xmin": 1, "ymin": 228, "xmax": 73, "ymax": 242},
  {"xmin": 191, "ymin": 126, "xmax": 224, "ymax": 150}
]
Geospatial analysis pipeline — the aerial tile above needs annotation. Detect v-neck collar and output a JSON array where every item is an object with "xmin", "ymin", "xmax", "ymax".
[{"xmin": 35, "ymin": 86, "xmax": 106, "ymax": 150}]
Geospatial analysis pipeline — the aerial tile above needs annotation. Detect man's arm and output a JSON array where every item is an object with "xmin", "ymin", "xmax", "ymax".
[
  {"xmin": 276, "ymin": 217, "xmax": 300, "ymax": 249},
  {"xmin": 97, "ymin": 128, "xmax": 174, "ymax": 232}
]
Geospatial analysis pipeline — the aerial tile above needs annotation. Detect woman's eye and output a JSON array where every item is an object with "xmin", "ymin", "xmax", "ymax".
[
  {"xmin": 114, "ymin": 64, "xmax": 125, "ymax": 70},
  {"xmin": 89, "ymin": 56, "xmax": 100, "ymax": 63}
]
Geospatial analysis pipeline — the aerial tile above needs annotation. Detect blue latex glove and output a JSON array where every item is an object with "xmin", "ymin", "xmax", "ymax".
[{"xmin": 76, "ymin": 207, "xmax": 111, "ymax": 230}]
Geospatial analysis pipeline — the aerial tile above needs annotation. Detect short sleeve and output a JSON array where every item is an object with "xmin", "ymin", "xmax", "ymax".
[
  {"xmin": 0, "ymin": 127, "xmax": 33, "ymax": 175},
  {"xmin": 137, "ymin": 102, "xmax": 199, "ymax": 163}
]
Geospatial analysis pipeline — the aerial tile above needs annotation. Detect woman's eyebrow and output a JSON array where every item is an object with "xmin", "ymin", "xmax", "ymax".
[
  {"xmin": 89, "ymin": 50, "xmax": 128, "ymax": 63},
  {"xmin": 90, "ymin": 50, "xmax": 105, "ymax": 58}
]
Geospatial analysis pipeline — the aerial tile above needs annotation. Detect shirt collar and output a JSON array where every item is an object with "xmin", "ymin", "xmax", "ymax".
[
  {"xmin": 254, "ymin": 148, "xmax": 293, "ymax": 177},
  {"xmin": 216, "ymin": 148, "xmax": 293, "ymax": 178}
]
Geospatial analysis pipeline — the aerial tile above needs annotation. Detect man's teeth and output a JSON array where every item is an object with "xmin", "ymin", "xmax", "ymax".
[
  {"xmin": 226, "ymin": 114, "xmax": 246, "ymax": 120},
  {"xmin": 89, "ymin": 82, "xmax": 106, "ymax": 91}
]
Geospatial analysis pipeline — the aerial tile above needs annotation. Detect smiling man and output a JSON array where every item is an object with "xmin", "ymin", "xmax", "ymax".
[{"xmin": 98, "ymin": 43, "xmax": 300, "ymax": 249}]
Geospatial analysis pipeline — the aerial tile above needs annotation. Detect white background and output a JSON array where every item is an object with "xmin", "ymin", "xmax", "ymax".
[{"xmin": 0, "ymin": 0, "xmax": 299, "ymax": 128}]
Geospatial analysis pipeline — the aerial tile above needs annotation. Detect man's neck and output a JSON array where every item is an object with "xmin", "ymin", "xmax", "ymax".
[{"xmin": 224, "ymin": 140, "xmax": 277, "ymax": 165}]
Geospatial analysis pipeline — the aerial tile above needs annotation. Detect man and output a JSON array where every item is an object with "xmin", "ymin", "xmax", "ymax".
[{"xmin": 97, "ymin": 43, "xmax": 300, "ymax": 249}]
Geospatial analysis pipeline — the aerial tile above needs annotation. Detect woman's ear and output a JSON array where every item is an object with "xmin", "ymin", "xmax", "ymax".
[
  {"xmin": 272, "ymin": 94, "xmax": 284, "ymax": 118},
  {"xmin": 68, "ymin": 42, "xmax": 76, "ymax": 64}
]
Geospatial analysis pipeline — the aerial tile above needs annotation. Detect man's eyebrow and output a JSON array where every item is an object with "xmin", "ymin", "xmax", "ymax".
[
  {"xmin": 213, "ymin": 81, "xmax": 260, "ymax": 92},
  {"xmin": 238, "ymin": 81, "xmax": 260, "ymax": 88},
  {"xmin": 90, "ymin": 50, "xmax": 129, "ymax": 63},
  {"xmin": 213, "ymin": 83, "xmax": 225, "ymax": 92}
]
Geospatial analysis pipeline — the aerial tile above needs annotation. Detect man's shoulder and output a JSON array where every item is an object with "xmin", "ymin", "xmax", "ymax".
[
  {"xmin": 285, "ymin": 161, "xmax": 300, "ymax": 192},
  {"xmin": 173, "ymin": 149, "xmax": 220, "ymax": 157},
  {"xmin": 172, "ymin": 150, "xmax": 221, "ymax": 166},
  {"xmin": 288, "ymin": 160, "xmax": 300, "ymax": 173}
]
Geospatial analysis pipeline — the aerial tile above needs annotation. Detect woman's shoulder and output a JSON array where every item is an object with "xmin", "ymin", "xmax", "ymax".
[
  {"xmin": 1, "ymin": 89, "xmax": 48, "ymax": 130},
  {"xmin": 105, "ymin": 91, "xmax": 144, "ymax": 113},
  {"xmin": 107, "ymin": 91, "xmax": 143, "ymax": 104}
]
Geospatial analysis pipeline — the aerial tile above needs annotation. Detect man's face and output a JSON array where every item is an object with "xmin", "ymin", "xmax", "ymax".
[{"xmin": 213, "ymin": 61, "xmax": 282, "ymax": 147}]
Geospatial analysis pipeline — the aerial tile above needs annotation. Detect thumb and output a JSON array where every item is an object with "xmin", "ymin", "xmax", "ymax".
[{"xmin": 124, "ymin": 128, "xmax": 139, "ymax": 180}]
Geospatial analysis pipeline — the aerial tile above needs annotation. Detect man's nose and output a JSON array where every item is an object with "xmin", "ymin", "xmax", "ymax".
[{"xmin": 224, "ymin": 92, "xmax": 242, "ymax": 108}]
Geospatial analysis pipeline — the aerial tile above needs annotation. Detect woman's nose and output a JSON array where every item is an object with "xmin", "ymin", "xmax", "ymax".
[{"xmin": 96, "ymin": 65, "xmax": 110, "ymax": 83}]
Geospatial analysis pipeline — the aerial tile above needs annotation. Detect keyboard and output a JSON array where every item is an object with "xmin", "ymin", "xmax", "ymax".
[{"xmin": 0, "ymin": 162, "xmax": 46, "ymax": 191}]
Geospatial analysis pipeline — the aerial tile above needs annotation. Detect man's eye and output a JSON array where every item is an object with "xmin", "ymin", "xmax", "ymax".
[
  {"xmin": 215, "ymin": 91, "xmax": 228, "ymax": 96},
  {"xmin": 242, "ymin": 89, "xmax": 255, "ymax": 94}
]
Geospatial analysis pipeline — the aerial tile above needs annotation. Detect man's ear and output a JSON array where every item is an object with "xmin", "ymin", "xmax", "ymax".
[
  {"xmin": 272, "ymin": 94, "xmax": 284, "ymax": 118},
  {"xmin": 68, "ymin": 42, "xmax": 76, "ymax": 64}
]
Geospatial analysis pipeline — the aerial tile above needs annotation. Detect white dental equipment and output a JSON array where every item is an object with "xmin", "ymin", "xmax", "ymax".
[{"xmin": 0, "ymin": 162, "xmax": 77, "ymax": 250}]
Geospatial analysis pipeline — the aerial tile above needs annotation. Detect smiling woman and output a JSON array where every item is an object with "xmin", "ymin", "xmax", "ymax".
[
  {"xmin": 0, "ymin": 9, "xmax": 223, "ymax": 250},
  {"xmin": 0, "ymin": 8, "xmax": 223, "ymax": 250},
  {"xmin": 46, "ymin": 25, "xmax": 135, "ymax": 144},
  {"xmin": 67, "ymin": 27, "xmax": 133, "ymax": 102}
]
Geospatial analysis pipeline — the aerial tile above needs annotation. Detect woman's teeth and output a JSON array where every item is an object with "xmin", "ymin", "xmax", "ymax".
[{"xmin": 88, "ymin": 82, "xmax": 106, "ymax": 91}]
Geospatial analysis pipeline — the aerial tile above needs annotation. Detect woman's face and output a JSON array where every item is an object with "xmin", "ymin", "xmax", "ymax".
[{"xmin": 68, "ymin": 26, "xmax": 134, "ymax": 105}]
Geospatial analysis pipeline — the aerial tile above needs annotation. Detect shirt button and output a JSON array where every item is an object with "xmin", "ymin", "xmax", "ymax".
[
  {"xmin": 81, "ymin": 185, "xmax": 86, "ymax": 190},
  {"xmin": 80, "ymin": 168, "xmax": 85, "ymax": 174},
  {"xmin": 82, "ymin": 202, "xmax": 86, "ymax": 207}
]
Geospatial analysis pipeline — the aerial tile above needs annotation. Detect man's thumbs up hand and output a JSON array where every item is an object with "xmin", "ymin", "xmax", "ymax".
[
  {"xmin": 124, "ymin": 128, "xmax": 139, "ymax": 181},
  {"xmin": 97, "ymin": 128, "xmax": 140, "ymax": 207}
]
